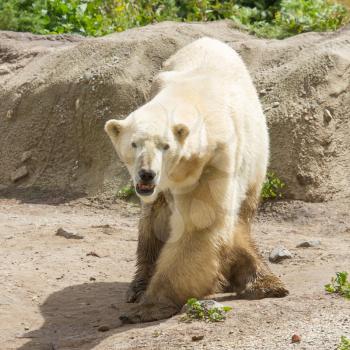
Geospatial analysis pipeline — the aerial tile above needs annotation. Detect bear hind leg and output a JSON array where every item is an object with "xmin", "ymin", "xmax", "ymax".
[
  {"xmin": 227, "ymin": 229, "xmax": 288, "ymax": 299},
  {"xmin": 227, "ymin": 184, "xmax": 289, "ymax": 299}
]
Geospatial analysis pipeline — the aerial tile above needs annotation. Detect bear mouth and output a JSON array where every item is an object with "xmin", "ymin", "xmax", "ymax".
[{"xmin": 136, "ymin": 182, "xmax": 155, "ymax": 196}]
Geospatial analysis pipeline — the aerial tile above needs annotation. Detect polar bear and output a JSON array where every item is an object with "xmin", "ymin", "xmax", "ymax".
[{"xmin": 105, "ymin": 37, "xmax": 288, "ymax": 323}]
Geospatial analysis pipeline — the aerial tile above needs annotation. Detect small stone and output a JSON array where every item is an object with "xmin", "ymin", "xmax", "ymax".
[
  {"xmin": 6, "ymin": 110, "xmax": 13, "ymax": 119},
  {"xmin": 296, "ymin": 240, "xmax": 321, "ymax": 248},
  {"xmin": 55, "ymin": 228, "xmax": 84, "ymax": 240},
  {"xmin": 192, "ymin": 335, "xmax": 204, "ymax": 341},
  {"xmin": 21, "ymin": 151, "xmax": 32, "ymax": 162},
  {"xmin": 83, "ymin": 72, "xmax": 93, "ymax": 80},
  {"xmin": 92, "ymin": 224, "xmax": 111, "ymax": 229},
  {"xmin": 181, "ymin": 299, "xmax": 224, "ymax": 313},
  {"xmin": 0, "ymin": 66, "xmax": 11, "ymax": 75},
  {"xmin": 199, "ymin": 300, "xmax": 224, "ymax": 309},
  {"xmin": 269, "ymin": 247, "xmax": 292, "ymax": 263},
  {"xmin": 98, "ymin": 325, "xmax": 110, "ymax": 332},
  {"xmin": 271, "ymin": 102, "xmax": 280, "ymax": 108},
  {"xmin": 324, "ymin": 109, "xmax": 333, "ymax": 124},
  {"xmin": 89, "ymin": 277, "xmax": 96, "ymax": 281},
  {"xmin": 11, "ymin": 166, "xmax": 29, "ymax": 182},
  {"xmin": 259, "ymin": 89, "xmax": 267, "ymax": 96},
  {"xmin": 291, "ymin": 334, "xmax": 301, "ymax": 343},
  {"xmin": 86, "ymin": 251, "xmax": 101, "ymax": 258}
]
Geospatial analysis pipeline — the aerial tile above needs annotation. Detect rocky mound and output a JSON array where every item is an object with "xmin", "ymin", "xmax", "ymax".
[{"xmin": 0, "ymin": 21, "xmax": 349, "ymax": 202}]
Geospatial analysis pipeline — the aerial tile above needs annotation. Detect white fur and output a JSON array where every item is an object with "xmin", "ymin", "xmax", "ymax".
[{"xmin": 105, "ymin": 37, "xmax": 268, "ymax": 240}]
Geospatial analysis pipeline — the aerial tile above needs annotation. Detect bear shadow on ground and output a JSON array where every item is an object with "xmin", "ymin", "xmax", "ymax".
[{"xmin": 18, "ymin": 282, "xmax": 160, "ymax": 350}]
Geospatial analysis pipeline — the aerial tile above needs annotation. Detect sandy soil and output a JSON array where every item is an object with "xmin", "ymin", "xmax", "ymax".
[{"xmin": 1, "ymin": 197, "xmax": 349, "ymax": 350}]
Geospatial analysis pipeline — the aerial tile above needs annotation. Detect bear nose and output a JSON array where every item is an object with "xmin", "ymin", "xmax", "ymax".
[{"xmin": 138, "ymin": 169, "xmax": 156, "ymax": 183}]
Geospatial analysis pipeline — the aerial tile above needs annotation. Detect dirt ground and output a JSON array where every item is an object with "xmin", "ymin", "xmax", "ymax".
[{"xmin": 1, "ymin": 197, "xmax": 349, "ymax": 350}]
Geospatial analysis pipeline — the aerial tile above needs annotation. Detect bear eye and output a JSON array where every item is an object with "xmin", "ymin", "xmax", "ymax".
[
  {"xmin": 131, "ymin": 142, "xmax": 137, "ymax": 148},
  {"xmin": 163, "ymin": 144, "xmax": 170, "ymax": 151}
]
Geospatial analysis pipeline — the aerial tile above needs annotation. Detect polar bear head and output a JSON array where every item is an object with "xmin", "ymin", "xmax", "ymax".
[{"xmin": 105, "ymin": 98, "xmax": 209, "ymax": 203}]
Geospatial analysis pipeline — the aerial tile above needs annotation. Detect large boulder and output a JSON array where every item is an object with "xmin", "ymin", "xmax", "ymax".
[{"xmin": 0, "ymin": 21, "xmax": 349, "ymax": 201}]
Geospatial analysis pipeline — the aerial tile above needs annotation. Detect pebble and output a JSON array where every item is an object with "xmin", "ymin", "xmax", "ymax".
[
  {"xmin": 21, "ymin": 151, "xmax": 32, "ymax": 163},
  {"xmin": 86, "ymin": 251, "xmax": 101, "ymax": 258},
  {"xmin": 269, "ymin": 247, "xmax": 292, "ymax": 263},
  {"xmin": 181, "ymin": 299, "xmax": 224, "ymax": 313},
  {"xmin": 291, "ymin": 334, "xmax": 301, "ymax": 343},
  {"xmin": 271, "ymin": 102, "xmax": 280, "ymax": 108},
  {"xmin": 55, "ymin": 228, "xmax": 84, "ymax": 240},
  {"xmin": 11, "ymin": 166, "xmax": 29, "ymax": 182},
  {"xmin": 192, "ymin": 335, "xmax": 204, "ymax": 341},
  {"xmin": 0, "ymin": 67, "xmax": 11, "ymax": 75},
  {"xmin": 98, "ymin": 325, "xmax": 110, "ymax": 332},
  {"xmin": 6, "ymin": 110, "xmax": 13, "ymax": 119},
  {"xmin": 296, "ymin": 240, "xmax": 321, "ymax": 248},
  {"xmin": 324, "ymin": 109, "xmax": 333, "ymax": 123}
]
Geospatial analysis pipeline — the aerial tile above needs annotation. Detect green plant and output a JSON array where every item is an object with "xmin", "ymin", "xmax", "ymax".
[
  {"xmin": 181, "ymin": 298, "xmax": 232, "ymax": 323},
  {"xmin": 325, "ymin": 272, "xmax": 350, "ymax": 299},
  {"xmin": 116, "ymin": 184, "xmax": 135, "ymax": 199},
  {"xmin": 0, "ymin": 0, "xmax": 49, "ymax": 33},
  {"xmin": 339, "ymin": 336, "xmax": 350, "ymax": 350},
  {"xmin": 0, "ymin": 0, "xmax": 348, "ymax": 38},
  {"xmin": 230, "ymin": 0, "xmax": 349, "ymax": 38},
  {"xmin": 0, "ymin": 0, "xmax": 181, "ymax": 36},
  {"xmin": 261, "ymin": 171, "xmax": 285, "ymax": 200},
  {"xmin": 274, "ymin": 0, "xmax": 348, "ymax": 36}
]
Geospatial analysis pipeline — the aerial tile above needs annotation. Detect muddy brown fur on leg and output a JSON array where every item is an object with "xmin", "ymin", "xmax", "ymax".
[
  {"xmin": 126, "ymin": 193, "xmax": 171, "ymax": 303},
  {"xmin": 226, "ymin": 184, "xmax": 289, "ymax": 299}
]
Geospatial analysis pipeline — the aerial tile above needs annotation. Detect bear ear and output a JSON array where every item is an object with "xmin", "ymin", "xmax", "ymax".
[
  {"xmin": 172, "ymin": 124, "xmax": 189, "ymax": 144},
  {"xmin": 104, "ymin": 119, "xmax": 124, "ymax": 138}
]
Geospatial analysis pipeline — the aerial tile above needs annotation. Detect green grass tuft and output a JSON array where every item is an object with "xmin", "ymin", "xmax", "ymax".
[
  {"xmin": 116, "ymin": 184, "xmax": 135, "ymax": 199},
  {"xmin": 325, "ymin": 272, "xmax": 350, "ymax": 299},
  {"xmin": 181, "ymin": 298, "xmax": 232, "ymax": 323},
  {"xmin": 339, "ymin": 336, "xmax": 350, "ymax": 350},
  {"xmin": 261, "ymin": 171, "xmax": 285, "ymax": 200}
]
